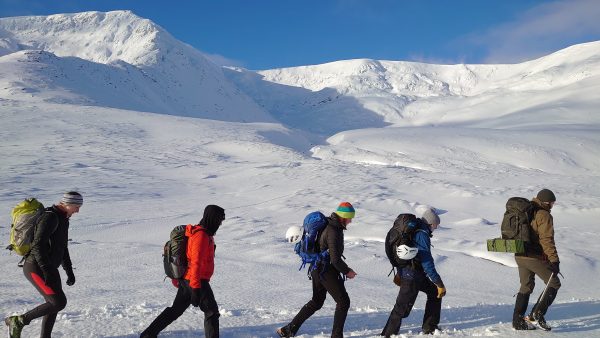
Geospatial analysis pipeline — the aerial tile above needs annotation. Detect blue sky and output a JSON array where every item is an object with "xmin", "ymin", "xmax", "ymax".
[{"xmin": 1, "ymin": 0, "xmax": 599, "ymax": 70}]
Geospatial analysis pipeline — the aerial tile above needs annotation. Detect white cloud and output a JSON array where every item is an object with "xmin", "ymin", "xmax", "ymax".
[{"xmin": 469, "ymin": 0, "xmax": 600, "ymax": 63}]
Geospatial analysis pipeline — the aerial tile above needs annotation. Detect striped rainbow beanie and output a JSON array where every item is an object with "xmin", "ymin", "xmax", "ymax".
[{"xmin": 335, "ymin": 202, "xmax": 355, "ymax": 219}]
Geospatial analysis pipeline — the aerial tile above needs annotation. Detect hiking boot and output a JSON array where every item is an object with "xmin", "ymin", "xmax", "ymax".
[
  {"xmin": 276, "ymin": 325, "xmax": 294, "ymax": 337},
  {"xmin": 513, "ymin": 315, "xmax": 536, "ymax": 330},
  {"xmin": 4, "ymin": 315, "xmax": 25, "ymax": 338},
  {"xmin": 423, "ymin": 325, "xmax": 441, "ymax": 334},
  {"xmin": 531, "ymin": 311, "xmax": 551, "ymax": 331}
]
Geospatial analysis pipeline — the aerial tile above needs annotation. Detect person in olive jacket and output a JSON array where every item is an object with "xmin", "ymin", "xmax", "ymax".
[
  {"xmin": 512, "ymin": 189, "xmax": 561, "ymax": 331},
  {"xmin": 141, "ymin": 204, "xmax": 225, "ymax": 338},
  {"xmin": 277, "ymin": 202, "xmax": 357, "ymax": 338},
  {"xmin": 5, "ymin": 191, "xmax": 83, "ymax": 338}
]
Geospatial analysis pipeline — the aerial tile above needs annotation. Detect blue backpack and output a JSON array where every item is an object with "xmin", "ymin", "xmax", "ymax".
[{"xmin": 294, "ymin": 211, "xmax": 330, "ymax": 274}]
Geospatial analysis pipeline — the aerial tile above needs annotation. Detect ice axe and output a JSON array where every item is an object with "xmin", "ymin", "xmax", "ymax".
[{"xmin": 531, "ymin": 272, "xmax": 556, "ymax": 314}]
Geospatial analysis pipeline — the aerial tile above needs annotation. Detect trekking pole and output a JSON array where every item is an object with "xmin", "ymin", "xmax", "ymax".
[{"xmin": 532, "ymin": 272, "xmax": 555, "ymax": 313}]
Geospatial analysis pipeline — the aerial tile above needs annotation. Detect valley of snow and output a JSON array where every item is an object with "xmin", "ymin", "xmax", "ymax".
[{"xmin": 1, "ymin": 11, "xmax": 599, "ymax": 338}]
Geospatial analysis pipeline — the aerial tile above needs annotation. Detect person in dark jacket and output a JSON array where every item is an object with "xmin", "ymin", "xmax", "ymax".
[
  {"xmin": 141, "ymin": 205, "xmax": 225, "ymax": 338},
  {"xmin": 381, "ymin": 208, "xmax": 446, "ymax": 337},
  {"xmin": 277, "ymin": 202, "xmax": 357, "ymax": 338},
  {"xmin": 512, "ymin": 189, "xmax": 561, "ymax": 331},
  {"xmin": 4, "ymin": 191, "xmax": 83, "ymax": 338}
]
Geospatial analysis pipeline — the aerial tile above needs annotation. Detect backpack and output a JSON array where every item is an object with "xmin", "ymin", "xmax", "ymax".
[
  {"xmin": 501, "ymin": 197, "xmax": 535, "ymax": 242},
  {"xmin": 6, "ymin": 198, "xmax": 45, "ymax": 256},
  {"xmin": 385, "ymin": 213, "xmax": 421, "ymax": 268},
  {"xmin": 163, "ymin": 225, "xmax": 188, "ymax": 279},
  {"xmin": 294, "ymin": 211, "xmax": 330, "ymax": 273}
]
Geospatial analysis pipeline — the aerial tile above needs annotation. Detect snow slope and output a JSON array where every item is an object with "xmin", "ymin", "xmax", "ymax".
[{"xmin": 1, "ymin": 10, "xmax": 600, "ymax": 338}]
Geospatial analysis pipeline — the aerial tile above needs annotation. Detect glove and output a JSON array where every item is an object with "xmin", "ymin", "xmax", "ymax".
[
  {"xmin": 435, "ymin": 281, "xmax": 446, "ymax": 299},
  {"xmin": 190, "ymin": 288, "xmax": 202, "ymax": 307},
  {"xmin": 65, "ymin": 267, "xmax": 76, "ymax": 286},
  {"xmin": 393, "ymin": 273, "xmax": 402, "ymax": 286},
  {"xmin": 550, "ymin": 261, "xmax": 560, "ymax": 274},
  {"xmin": 171, "ymin": 278, "xmax": 180, "ymax": 288}
]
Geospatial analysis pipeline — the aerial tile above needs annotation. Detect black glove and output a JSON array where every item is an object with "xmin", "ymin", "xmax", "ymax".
[
  {"xmin": 550, "ymin": 261, "xmax": 560, "ymax": 274},
  {"xmin": 191, "ymin": 288, "xmax": 202, "ymax": 307},
  {"xmin": 65, "ymin": 267, "xmax": 76, "ymax": 286}
]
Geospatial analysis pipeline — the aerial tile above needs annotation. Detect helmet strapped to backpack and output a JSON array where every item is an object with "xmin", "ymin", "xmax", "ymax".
[
  {"xmin": 385, "ymin": 213, "xmax": 422, "ymax": 269},
  {"xmin": 285, "ymin": 225, "xmax": 303, "ymax": 244},
  {"xmin": 396, "ymin": 244, "xmax": 418, "ymax": 260},
  {"xmin": 294, "ymin": 211, "xmax": 330, "ymax": 276}
]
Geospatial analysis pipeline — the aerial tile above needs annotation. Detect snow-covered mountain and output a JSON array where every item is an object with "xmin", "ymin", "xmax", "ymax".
[
  {"xmin": 1, "ymin": 10, "xmax": 600, "ymax": 338},
  {"xmin": 0, "ymin": 11, "xmax": 273, "ymax": 122},
  {"xmin": 228, "ymin": 41, "xmax": 600, "ymax": 132},
  {"xmin": 2, "ymin": 10, "xmax": 599, "ymax": 132}
]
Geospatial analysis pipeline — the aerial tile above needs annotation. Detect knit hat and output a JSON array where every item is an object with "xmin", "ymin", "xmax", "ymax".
[
  {"xmin": 335, "ymin": 202, "xmax": 355, "ymax": 219},
  {"xmin": 421, "ymin": 208, "xmax": 440, "ymax": 225},
  {"xmin": 61, "ymin": 191, "xmax": 83, "ymax": 206},
  {"xmin": 537, "ymin": 189, "xmax": 556, "ymax": 203}
]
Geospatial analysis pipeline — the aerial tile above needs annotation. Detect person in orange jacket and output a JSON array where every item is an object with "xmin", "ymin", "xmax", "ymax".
[{"xmin": 141, "ymin": 205, "xmax": 225, "ymax": 338}]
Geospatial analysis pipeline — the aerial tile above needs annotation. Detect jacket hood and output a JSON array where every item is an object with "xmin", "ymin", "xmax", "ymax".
[
  {"xmin": 329, "ymin": 212, "xmax": 346, "ymax": 230},
  {"xmin": 199, "ymin": 205, "xmax": 225, "ymax": 235},
  {"xmin": 417, "ymin": 218, "xmax": 433, "ymax": 237}
]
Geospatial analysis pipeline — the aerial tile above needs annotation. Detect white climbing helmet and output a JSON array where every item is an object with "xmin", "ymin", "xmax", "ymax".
[
  {"xmin": 396, "ymin": 244, "xmax": 418, "ymax": 260},
  {"xmin": 285, "ymin": 225, "xmax": 303, "ymax": 243}
]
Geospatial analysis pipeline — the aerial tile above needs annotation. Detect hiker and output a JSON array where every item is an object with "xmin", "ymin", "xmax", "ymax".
[
  {"xmin": 381, "ymin": 208, "xmax": 446, "ymax": 337},
  {"xmin": 4, "ymin": 192, "xmax": 83, "ymax": 338},
  {"xmin": 140, "ymin": 205, "xmax": 225, "ymax": 338},
  {"xmin": 277, "ymin": 202, "xmax": 357, "ymax": 338},
  {"xmin": 512, "ymin": 189, "xmax": 561, "ymax": 331}
]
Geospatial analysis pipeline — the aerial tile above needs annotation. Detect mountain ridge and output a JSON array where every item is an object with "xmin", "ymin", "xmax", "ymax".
[{"xmin": 1, "ymin": 10, "xmax": 599, "ymax": 133}]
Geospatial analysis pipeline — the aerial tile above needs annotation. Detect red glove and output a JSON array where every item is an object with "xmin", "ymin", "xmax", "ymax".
[{"xmin": 171, "ymin": 278, "xmax": 179, "ymax": 288}]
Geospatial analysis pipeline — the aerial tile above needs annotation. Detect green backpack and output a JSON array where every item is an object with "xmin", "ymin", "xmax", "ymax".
[
  {"xmin": 487, "ymin": 197, "xmax": 535, "ymax": 254},
  {"xmin": 6, "ymin": 198, "xmax": 45, "ymax": 256}
]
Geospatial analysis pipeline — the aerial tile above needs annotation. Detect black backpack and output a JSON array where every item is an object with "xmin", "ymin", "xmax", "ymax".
[
  {"xmin": 163, "ymin": 225, "xmax": 188, "ymax": 279},
  {"xmin": 385, "ymin": 213, "xmax": 421, "ymax": 268},
  {"xmin": 501, "ymin": 197, "xmax": 536, "ymax": 242}
]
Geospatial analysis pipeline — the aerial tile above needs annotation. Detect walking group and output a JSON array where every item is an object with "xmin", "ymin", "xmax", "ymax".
[{"xmin": 4, "ymin": 189, "xmax": 561, "ymax": 337}]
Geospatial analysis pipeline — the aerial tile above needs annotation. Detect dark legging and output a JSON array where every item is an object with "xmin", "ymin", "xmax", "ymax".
[
  {"xmin": 141, "ymin": 279, "xmax": 219, "ymax": 338},
  {"xmin": 381, "ymin": 268, "xmax": 441, "ymax": 336},
  {"xmin": 289, "ymin": 268, "xmax": 350, "ymax": 338},
  {"xmin": 22, "ymin": 261, "xmax": 67, "ymax": 338}
]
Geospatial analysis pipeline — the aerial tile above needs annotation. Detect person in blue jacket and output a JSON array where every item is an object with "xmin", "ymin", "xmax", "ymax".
[{"xmin": 381, "ymin": 208, "xmax": 446, "ymax": 336}]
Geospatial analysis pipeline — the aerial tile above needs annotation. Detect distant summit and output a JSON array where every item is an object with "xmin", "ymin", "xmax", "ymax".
[
  {"xmin": 0, "ymin": 10, "xmax": 273, "ymax": 122},
  {"xmin": 231, "ymin": 40, "xmax": 600, "ymax": 130}
]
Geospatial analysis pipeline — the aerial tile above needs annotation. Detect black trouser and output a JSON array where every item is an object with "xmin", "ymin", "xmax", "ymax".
[
  {"xmin": 288, "ymin": 268, "xmax": 350, "ymax": 338},
  {"xmin": 381, "ymin": 268, "xmax": 441, "ymax": 336},
  {"xmin": 141, "ymin": 279, "xmax": 219, "ymax": 338},
  {"xmin": 22, "ymin": 260, "xmax": 68, "ymax": 338}
]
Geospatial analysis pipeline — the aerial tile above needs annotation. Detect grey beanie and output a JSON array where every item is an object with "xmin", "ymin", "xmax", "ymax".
[
  {"xmin": 537, "ymin": 189, "xmax": 556, "ymax": 203},
  {"xmin": 61, "ymin": 191, "xmax": 83, "ymax": 206},
  {"xmin": 421, "ymin": 208, "xmax": 440, "ymax": 225}
]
